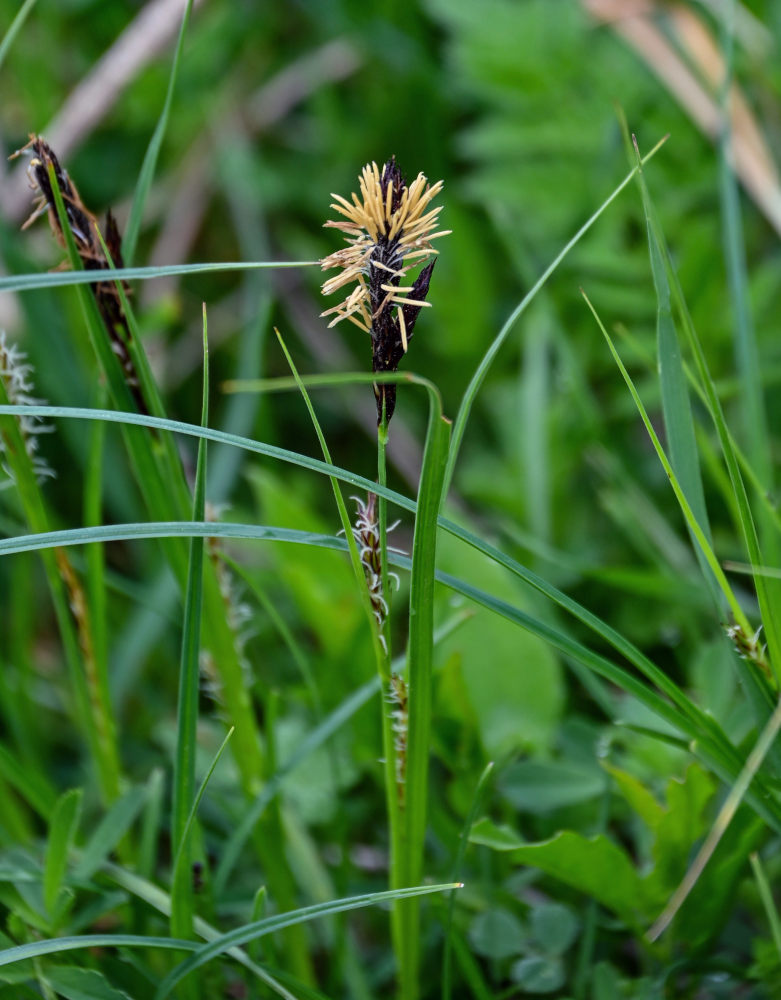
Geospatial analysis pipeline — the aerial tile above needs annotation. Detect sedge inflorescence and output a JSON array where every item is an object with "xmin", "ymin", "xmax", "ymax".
[
  {"xmin": 347, "ymin": 493, "xmax": 401, "ymax": 651},
  {"xmin": 0, "ymin": 330, "xmax": 53, "ymax": 485},
  {"xmin": 12, "ymin": 135, "xmax": 146, "ymax": 415},
  {"xmin": 320, "ymin": 157, "xmax": 449, "ymax": 422}
]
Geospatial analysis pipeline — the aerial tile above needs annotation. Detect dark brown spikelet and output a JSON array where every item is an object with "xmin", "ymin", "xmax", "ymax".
[
  {"xmin": 12, "ymin": 135, "xmax": 146, "ymax": 414},
  {"xmin": 321, "ymin": 157, "xmax": 449, "ymax": 423}
]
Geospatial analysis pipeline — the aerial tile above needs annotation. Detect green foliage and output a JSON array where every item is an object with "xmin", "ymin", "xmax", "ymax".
[{"xmin": 2, "ymin": 0, "xmax": 781, "ymax": 998}]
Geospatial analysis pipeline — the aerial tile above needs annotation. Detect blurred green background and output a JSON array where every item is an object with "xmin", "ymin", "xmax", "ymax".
[{"xmin": 2, "ymin": 1, "xmax": 781, "ymax": 996}]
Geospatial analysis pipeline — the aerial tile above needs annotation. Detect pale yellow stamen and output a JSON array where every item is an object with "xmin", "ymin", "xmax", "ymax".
[
  {"xmin": 320, "ymin": 160, "xmax": 448, "ymax": 334},
  {"xmin": 398, "ymin": 308, "xmax": 408, "ymax": 352}
]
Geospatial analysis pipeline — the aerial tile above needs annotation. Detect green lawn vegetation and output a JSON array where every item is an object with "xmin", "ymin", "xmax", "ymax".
[{"xmin": 1, "ymin": 1, "xmax": 781, "ymax": 997}]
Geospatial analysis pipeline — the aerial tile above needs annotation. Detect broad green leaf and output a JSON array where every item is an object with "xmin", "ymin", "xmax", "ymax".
[
  {"xmin": 499, "ymin": 760, "xmax": 605, "ymax": 813},
  {"xmin": 604, "ymin": 764, "xmax": 665, "ymax": 829},
  {"xmin": 43, "ymin": 966, "xmax": 131, "ymax": 1000},
  {"xmin": 468, "ymin": 909, "xmax": 526, "ymax": 960},
  {"xmin": 671, "ymin": 809, "xmax": 765, "ymax": 950},
  {"xmin": 591, "ymin": 961, "xmax": 624, "ymax": 1000},
  {"xmin": 468, "ymin": 816, "xmax": 524, "ymax": 852},
  {"xmin": 530, "ymin": 902, "xmax": 579, "ymax": 955},
  {"xmin": 436, "ymin": 527, "xmax": 563, "ymax": 756},
  {"xmin": 651, "ymin": 765, "xmax": 715, "ymax": 893},
  {"xmin": 510, "ymin": 955, "xmax": 565, "ymax": 994},
  {"xmin": 513, "ymin": 832, "xmax": 654, "ymax": 926},
  {"xmin": 275, "ymin": 717, "xmax": 357, "ymax": 825}
]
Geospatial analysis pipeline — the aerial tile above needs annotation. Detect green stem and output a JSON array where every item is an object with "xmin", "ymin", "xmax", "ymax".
[
  {"xmin": 378, "ymin": 412, "xmax": 393, "ymax": 657},
  {"xmin": 377, "ymin": 410, "xmax": 405, "ymax": 980}
]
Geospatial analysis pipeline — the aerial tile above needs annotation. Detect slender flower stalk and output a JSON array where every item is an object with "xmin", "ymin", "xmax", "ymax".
[
  {"xmin": 320, "ymin": 157, "xmax": 449, "ymax": 422},
  {"xmin": 323, "ymin": 161, "xmax": 448, "ymax": 998}
]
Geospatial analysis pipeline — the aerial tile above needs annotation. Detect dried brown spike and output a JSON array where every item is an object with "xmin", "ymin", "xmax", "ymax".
[{"xmin": 14, "ymin": 135, "xmax": 146, "ymax": 415}]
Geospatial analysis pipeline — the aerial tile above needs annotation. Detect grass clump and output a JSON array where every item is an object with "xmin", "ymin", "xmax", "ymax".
[{"xmin": 2, "ymin": 3, "xmax": 781, "ymax": 999}]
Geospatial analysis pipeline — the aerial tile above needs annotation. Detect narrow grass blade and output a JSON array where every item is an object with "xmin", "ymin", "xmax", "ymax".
[
  {"xmin": 170, "ymin": 727, "xmax": 233, "ymax": 901},
  {"xmin": 522, "ymin": 322, "xmax": 552, "ymax": 541},
  {"xmin": 648, "ymin": 695, "xmax": 781, "ymax": 941},
  {"xmin": 717, "ymin": 17, "xmax": 772, "ymax": 488},
  {"xmin": 443, "ymin": 135, "xmax": 669, "ymax": 496},
  {"xmin": 43, "ymin": 789, "xmax": 82, "ymax": 918},
  {"xmin": 138, "ymin": 768, "xmax": 165, "ymax": 881},
  {"xmin": 0, "ymin": 521, "xmax": 349, "ymax": 555},
  {"xmin": 589, "ymin": 287, "xmax": 778, "ymax": 748},
  {"xmin": 0, "ymin": 0, "xmax": 38, "ymax": 72},
  {"xmin": 208, "ymin": 127, "xmax": 274, "ymax": 500},
  {"xmin": 0, "ymin": 393, "xmax": 747, "ymax": 743},
  {"xmin": 93, "ymin": 226, "xmax": 171, "ymax": 425},
  {"xmin": 213, "ymin": 674, "xmax": 378, "ymax": 895},
  {"xmin": 399, "ymin": 405, "xmax": 451, "ymax": 1000},
  {"xmin": 0, "ymin": 349, "xmax": 120, "ymax": 803},
  {"xmin": 123, "ymin": 0, "xmax": 195, "ymax": 263},
  {"xmin": 3, "ymin": 511, "xmax": 781, "ymax": 830},
  {"xmin": 45, "ymin": 164, "xmax": 268, "ymax": 801},
  {"xmin": 716, "ymin": 21, "xmax": 781, "ymax": 694},
  {"xmin": 73, "ymin": 785, "xmax": 148, "ymax": 882},
  {"xmin": 274, "ymin": 332, "xmax": 386, "ymax": 664},
  {"xmin": 214, "ymin": 615, "xmax": 468, "ymax": 895},
  {"xmin": 0, "ymin": 400, "xmax": 746, "ymax": 770},
  {"xmin": 104, "ymin": 864, "xmax": 305, "ymax": 1000},
  {"xmin": 582, "ymin": 290, "xmax": 753, "ymax": 640},
  {"xmin": 443, "ymin": 763, "xmax": 494, "ymax": 1000},
  {"xmin": 170, "ymin": 306, "xmax": 209, "ymax": 945},
  {"xmin": 154, "ymin": 884, "xmax": 462, "ymax": 1000},
  {"xmin": 273, "ymin": 331, "xmax": 393, "ymax": 981},
  {"xmin": 0, "ymin": 260, "xmax": 317, "ymax": 294},
  {"xmin": 0, "ymin": 744, "xmax": 55, "ymax": 819},
  {"xmin": 750, "ymin": 852, "xmax": 781, "ymax": 960},
  {"xmin": 0, "ymin": 935, "xmax": 196, "ymax": 967},
  {"xmin": 248, "ymin": 888, "xmax": 267, "ymax": 964},
  {"xmin": 627, "ymin": 142, "xmax": 781, "ymax": 683},
  {"xmin": 627, "ymin": 131, "xmax": 721, "ymax": 609},
  {"xmin": 84, "ymin": 386, "xmax": 109, "ymax": 705}
]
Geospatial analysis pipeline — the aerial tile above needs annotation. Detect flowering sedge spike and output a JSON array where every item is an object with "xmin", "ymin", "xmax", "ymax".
[
  {"xmin": 0, "ymin": 330, "xmax": 54, "ymax": 485},
  {"xmin": 346, "ymin": 493, "xmax": 401, "ymax": 651},
  {"xmin": 320, "ymin": 157, "xmax": 449, "ymax": 422},
  {"xmin": 725, "ymin": 621, "xmax": 770, "ymax": 679},
  {"xmin": 11, "ymin": 135, "xmax": 147, "ymax": 415}
]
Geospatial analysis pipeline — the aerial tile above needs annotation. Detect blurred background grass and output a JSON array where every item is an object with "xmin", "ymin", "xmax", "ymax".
[{"xmin": 2, "ymin": 0, "xmax": 781, "ymax": 996}]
